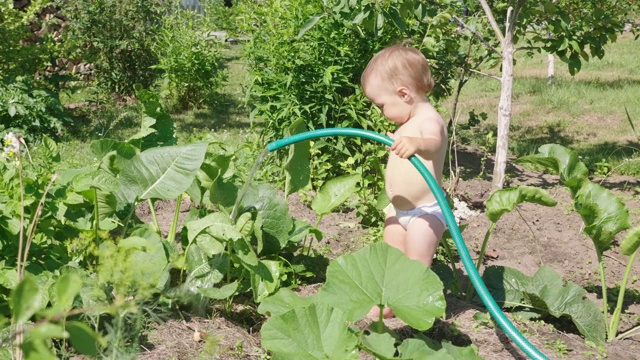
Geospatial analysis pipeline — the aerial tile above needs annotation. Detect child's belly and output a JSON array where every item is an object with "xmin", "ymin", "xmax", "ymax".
[{"xmin": 385, "ymin": 156, "xmax": 437, "ymax": 210}]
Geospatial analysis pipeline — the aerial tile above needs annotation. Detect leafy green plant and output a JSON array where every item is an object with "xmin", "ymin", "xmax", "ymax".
[
  {"xmin": 259, "ymin": 242, "xmax": 481, "ymax": 359},
  {"xmin": 0, "ymin": 1, "xmax": 60, "ymax": 79},
  {"xmin": 243, "ymin": 0, "xmax": 466, "ymax": 226},
  {"xmin": 60, "ymin": 0, "xmax": 166, "ymax": 94},
  {"xmin": 516, "ymin": 144, "xmax": 639, "ymax": 342},
  {"xmin": 0, "ymin": 77, "xmax": 72, "ymax": 140},
  {"xmin": 3, "ymin": 274, "xmax": 106, "ymax": 360},
  {"xmin": 151, "ymin": 8, "xmax": 227, "ymax": 110},
  {"xmin": 0, "ymin": 133, "xmax": 135, "ymax": 359},
  {"xmin": 464, "ymin": 185, "xmax": 557, "ymax": 298},
  {"xmin": 480, "ymin": 186, "xmax": 557, "ymax": 270},
  {"xmin": 483, "ymin": 265, "xmax": 606, "ymax": 346}
]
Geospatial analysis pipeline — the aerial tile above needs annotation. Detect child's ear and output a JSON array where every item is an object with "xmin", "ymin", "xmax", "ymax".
[{"xmin": 396, "ymin": 87, "xmax": 412, "ymax": 102}]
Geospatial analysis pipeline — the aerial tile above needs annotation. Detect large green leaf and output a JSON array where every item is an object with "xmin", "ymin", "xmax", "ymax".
[
  {"xmin": 199, "ymin": 281, "xmax": 239, "ymax": 300},
  {"xmin": 33, "ymin": 272, "xmax": 55, "ymax": 311},
  {"xmin": 26, "ymin": 323, "xmax": 67, "ymax": 340},
  {"xmin": 311, "ymin": 173, "xmax": 360, "ymax": 217},
  {"xmin": 361, "ymin": 332, "xmax": 396, "ymax": 360},
  {"xmin": 117, "ymin": 142, "xmax": 209, "ymax": 205},
  {"xmin": 184, "ymin": 247, "xmax": 229, "ymax": 292},
  {"xmin": 483, "ymin": 265, "xmax": 606, "ymax": 346},
  {"xmin": 515, "ymin": 144, "xmax": 589, "ymax": 192},
  {"xmin": 66, "ymin": 321, "xmax": 101, "ymax": 356},
  {"xmin": 261, "ymin": 302, "xmax": 359, "ymax": 360},
  {"xmin": 317, "ymin": 242, "xmax": 445, "ymax": 330},
  {"xmin": 10, "ymin": 277, "xmax": 40, "ymax": 324},
  {"xmin": 197, "ymin": 152, "xmax": 232, "ymax": 191},
  {"xmin": 398, "ymin": 339, "xmax": 482, "ymax": 360},
  {"xmin": 129, "ymin": 87, "xmax": 177, "ymax": 150},
  {"xmin": 251, "ymin": 260, "xmax": 282, "ymax": 302},
  {"xmin": 241, "ymin": 183, "xmax": 292, "ymax": 250},
  {"xmin": 90, "ymin": 139, "xmax": 137, "ymax": 175},
  {"xmin": 284, "ymin": 119, "xmax": 310, "ymax": 197},
  {"xmin": 257, "ymin": 287, "xmax": 313, "ymax": 316},
  {"xmin": 573, "ymin": 181, "xmax": 630, "ymax": 254},
  {"xmin": 485, "ymin": 186, "xmax": 557, "ymax": 223},
  {"xmin": 98, "ymin": 234, "xmax": 170, "ymax": 294},
  {"xmin": 73, "ymin": 169, "xmax": 119, "ymax": 193},
  {"xmin": 186, "ymin": 212, "xmax": 243, "ymax": 244},
  {"xmin": 210, "ymin": 176, "xmax": 239, "ymax": 208},
  {"xmin": 50, "ymin": 273, "xmax": 82, "ymax": 314}
]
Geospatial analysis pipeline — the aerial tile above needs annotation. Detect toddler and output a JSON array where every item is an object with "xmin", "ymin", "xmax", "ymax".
[{"xmin": 361, "ymin": 44, "xmax": 448, "ymax": 320}]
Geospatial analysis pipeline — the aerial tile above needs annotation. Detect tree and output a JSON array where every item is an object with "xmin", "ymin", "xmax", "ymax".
[{"xmin": 457, "ymin": 0, "xmax": 637, "ymax": 191}]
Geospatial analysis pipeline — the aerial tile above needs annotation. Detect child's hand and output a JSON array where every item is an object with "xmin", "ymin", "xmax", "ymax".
[
  {"xmin": 386, "ymin": 132, "xmax": 395, "ymax": 151},
  {"xmin": 390, "ymin": 136, "xmax": 421, "ymax": 159}
]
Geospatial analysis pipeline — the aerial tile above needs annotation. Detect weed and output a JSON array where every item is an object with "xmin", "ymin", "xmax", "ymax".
[{"xmin": 544, "ymin": 339, "xmax": 571, "ymax": 358}]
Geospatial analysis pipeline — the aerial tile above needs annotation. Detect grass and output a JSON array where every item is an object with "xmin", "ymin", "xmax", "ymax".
[
  {"xmin": 58, "ymin": 43, "xmax": 256, "ymax": 170},
  {"xmin": 446, "ymin": 32, "xmax": 640, "ymax": 176}
]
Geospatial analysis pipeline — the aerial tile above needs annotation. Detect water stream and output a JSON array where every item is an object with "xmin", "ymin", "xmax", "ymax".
[{"xmin": 229, "ymin": 148, "xmax": 270, "ymax": 220}]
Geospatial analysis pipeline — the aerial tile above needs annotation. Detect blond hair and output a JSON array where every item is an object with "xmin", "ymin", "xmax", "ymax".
[{"xmin": 361, "ymin": 44, "xmax": 434, "ymax": 95}]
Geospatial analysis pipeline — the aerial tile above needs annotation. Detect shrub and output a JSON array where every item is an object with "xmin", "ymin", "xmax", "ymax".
[
  {"xmin": 0, "ymin": 76, "xmax": 71, "ymax": 140},
  {"xmin": 60, "ymin": 0, "xmax": 167, "ymax": 95},
  {"xmin": 151, "ymin": 9, "xmax": 227, "ymax": 111},
  {"xmin": 0, "ymin": 0, "xmax": 60, "ymax": 79}
]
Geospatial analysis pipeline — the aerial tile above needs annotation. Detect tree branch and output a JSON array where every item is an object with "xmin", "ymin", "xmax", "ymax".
[
  {"xmin": 453, "ymin": 15, "xmax": 503, "ymax": 58},
  {"xmin": 515, "ymin": 46, "xmax": 541, "ymax": 52},
  {"xmin": 465, "ymin": 68, "xmax": 502, "ymax": 81},
  {"xmin": 478, "ymin": 0, "xmax": 504, "ymax": 43}
]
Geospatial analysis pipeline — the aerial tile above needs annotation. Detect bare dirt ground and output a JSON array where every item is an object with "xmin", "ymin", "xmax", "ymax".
[{"xmin": 136, "ymin": 146, "xmax": 640, "ymax": 359}]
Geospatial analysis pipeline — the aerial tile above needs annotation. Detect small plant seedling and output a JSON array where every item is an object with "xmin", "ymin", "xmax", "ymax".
[
  {"xmin": 472, "ymin": 311, "xmax": 495, "ymax": 330},
  {"xmin": 544, "ymin": 339, "xmax": 570, "ymax": 358}
]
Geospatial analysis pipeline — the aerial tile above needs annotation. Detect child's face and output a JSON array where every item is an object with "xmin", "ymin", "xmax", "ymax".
[{"xmin": 363, "ymin": 77, "xmax": 413, "ymax": 126}]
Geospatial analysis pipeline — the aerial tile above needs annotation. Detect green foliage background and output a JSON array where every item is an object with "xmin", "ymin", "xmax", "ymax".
[{"xmin": 242, "ymin": 0, "xmax": 466, "ymax": 223}]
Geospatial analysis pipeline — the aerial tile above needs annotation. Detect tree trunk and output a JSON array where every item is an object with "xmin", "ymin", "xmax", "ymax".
[
  {"xmin": 547, "ymin": 53, "xmax": 555, "ymax": 84},
  {"xmin": 491, "ymin": 8, "xmax": 516, "ymax": 191}
]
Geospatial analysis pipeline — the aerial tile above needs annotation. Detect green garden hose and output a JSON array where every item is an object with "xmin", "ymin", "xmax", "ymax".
[{"xmin": 267, "ymin": 127, "xmax": 548, "ymax": 360}]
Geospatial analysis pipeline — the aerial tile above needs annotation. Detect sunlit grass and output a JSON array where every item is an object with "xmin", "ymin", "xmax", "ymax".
[{"xmin": 447, "ymin": 32, "xmax": 640, "ymax": 176}]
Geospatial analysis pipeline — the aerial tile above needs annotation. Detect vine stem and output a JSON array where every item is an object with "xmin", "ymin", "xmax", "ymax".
[
  {"xmin": 306, "ymin": 216, "xmax": 323, "ymax": 256},
  {"xmin": 121, "ymin": 199, "xmax": 138, "ymax": 238},
  {"xmin": 94, "ymin": 187, "xmax": 100, "ymax": 242},
  {"xmin": 167, "ymin": 194, "xmax": 182, "ymax": 243},
  {"xmin": 440, "ymin": 237, "xmax": 462, "ymax": 296},
  {"xmin": 14, "ymin": 146, "xmax": 25, "ymax": 360},
  {"xmin": 614, "ymin": 324, "xmax": 640, "ymax": 341},
  {"xmin": 596, "ymin": 252, "xmax": 610, "ymax": 330},
  {"xmin": 466, "ymin": 222, "xmax": 496, "ymax": 300},
  {"xmin": 22, "ymin": 174, "xmax": 58, "ymax": 270},
  {"xmin": 608, "ymin": 249, "xmax": 637, "ymax": 340},
  {"xmin": 148, "ymin": 199, "xmax": 160, "ymax": 235}
]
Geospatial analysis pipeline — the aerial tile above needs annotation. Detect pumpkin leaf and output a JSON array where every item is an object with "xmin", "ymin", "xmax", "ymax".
[
  {"xmin": 261, "ymin": 302, "xmax": 359, "ymax": 359},
  {"xmin": 317, "ymin": 242, "xmax": 445, "ymax": 330},
  {"xmin": 311, "ymin": 174, "xmax": 360, "ymax": 217},
  {"xmin": 485, "ymin": 186, "xmax": 557, "ymax": 223}
]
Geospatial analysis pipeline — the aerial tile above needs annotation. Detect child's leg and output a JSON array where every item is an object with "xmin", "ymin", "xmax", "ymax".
[
  {"xmin": 405, "ymin": 214, "xmax": 446, "ymax": 267},
  {"xmin": 368, "ymin": 212, "xmax": 405, "ymax": 320},
  {"xmin": 383, "ymin": 212, "xmax": 406, "ymax": 252}
]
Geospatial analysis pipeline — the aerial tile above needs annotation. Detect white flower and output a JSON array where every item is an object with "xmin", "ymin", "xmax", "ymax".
[
  {"xmin": 3, "ymin": 132, "xmax": 20, "ymax": 158},
  {"xmin": 452, "ymin": 197, "xmax": 478, "ymax": 224}
]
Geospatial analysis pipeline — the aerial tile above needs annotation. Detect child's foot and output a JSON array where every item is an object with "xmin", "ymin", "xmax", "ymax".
[{"xmin": 367, "ymin": 305, "xmax": 395, "ymax": 321}]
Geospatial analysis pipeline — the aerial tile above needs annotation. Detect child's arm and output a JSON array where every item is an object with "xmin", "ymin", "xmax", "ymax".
[{"xmin": 390, "ymin": 119, "xmax": 445, "ymax": 159}]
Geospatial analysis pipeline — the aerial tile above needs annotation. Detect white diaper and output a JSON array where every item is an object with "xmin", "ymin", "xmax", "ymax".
[{"xmin": 387, "ymin": 202, "xmax": 447, "ymax": 230}]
